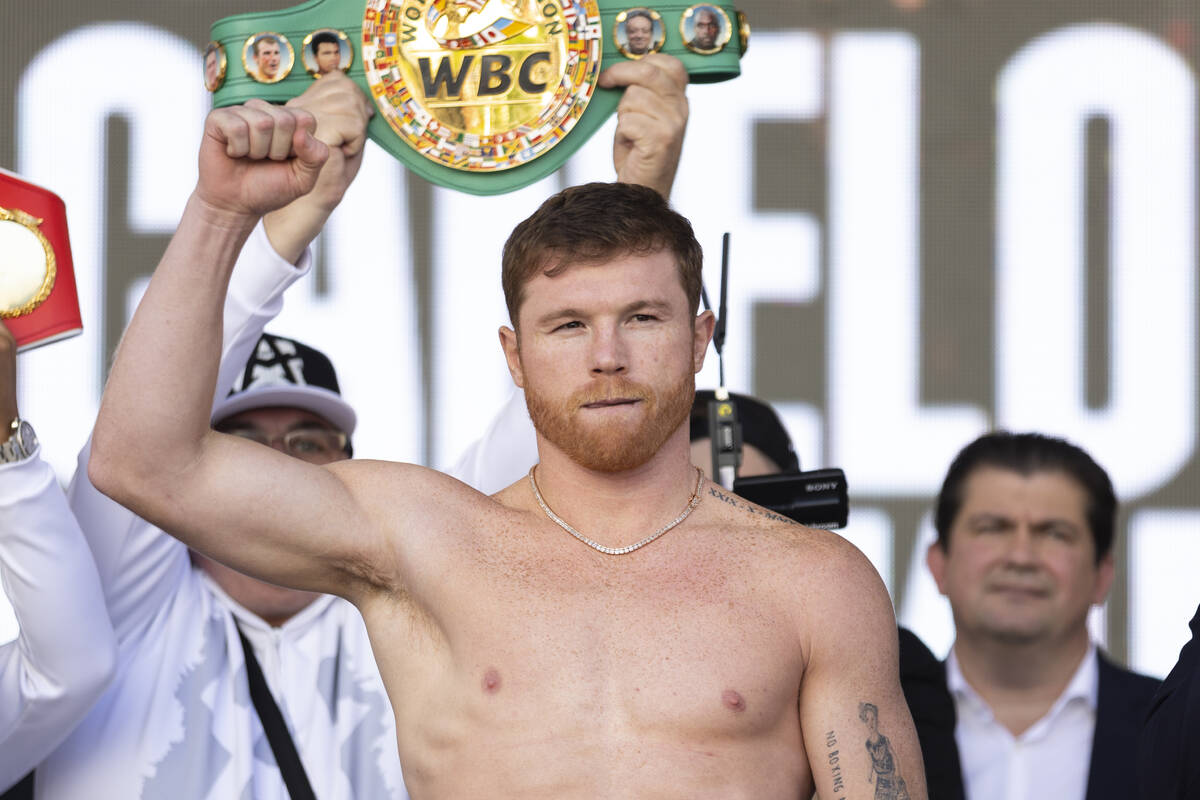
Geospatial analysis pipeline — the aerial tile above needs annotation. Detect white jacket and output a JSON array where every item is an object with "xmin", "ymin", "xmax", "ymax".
[
  {"xmin": 0, "ymin": 448, "xmax": 116, "ymax": 791},
  {"xmin": 36, "ymin": 223, "xmax": 407, "ymax": 800}
]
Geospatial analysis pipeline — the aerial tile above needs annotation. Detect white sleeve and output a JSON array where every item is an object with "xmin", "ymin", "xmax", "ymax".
[
  {"xmin": 214, "ymin": 220, "xmax": 314, "ymax": 409},
  {"xmin": 445, "ymin": 388, "xmax": 539, "ymax": 494},
  {"xmin": 0, "ymin": 450, "xmax": 117, "ymax": 791},
  {"xmin": 68, "ymin": 220, "xmax": 313, "ymax": 644}
]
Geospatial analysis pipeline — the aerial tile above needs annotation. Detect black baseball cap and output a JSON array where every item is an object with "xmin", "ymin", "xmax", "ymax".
[
  {"xmin": 689, "ymin": 389, "xmax": 800, "ymax": 472},
  {"xmin": 210, "ymin": 333, "xmax": 356, "ymax": 436}
]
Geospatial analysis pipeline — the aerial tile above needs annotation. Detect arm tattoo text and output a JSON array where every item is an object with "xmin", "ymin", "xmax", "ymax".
[{"xmin": 825, "ymin": 729, "xmax": 847, "ymax": 800}]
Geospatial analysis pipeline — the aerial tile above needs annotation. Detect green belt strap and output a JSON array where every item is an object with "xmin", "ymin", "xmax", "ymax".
[{"xmin": 208, "ymin": 0, "xmax": 746, "ymax": 195}]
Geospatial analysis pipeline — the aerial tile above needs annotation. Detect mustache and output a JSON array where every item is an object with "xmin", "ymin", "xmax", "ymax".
[{"xmin": 570, "ymin": 378, "xmax": 654, "ymax": 407}]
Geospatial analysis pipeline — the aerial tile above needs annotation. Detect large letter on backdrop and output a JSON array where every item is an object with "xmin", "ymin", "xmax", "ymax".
[
  {"xmin": 996, "ymin": 23, "xmax": 1197, "ymax": 498},
  {"xmin": 828, "ymin": 31, "xmax": 987, "ymax": 495}
]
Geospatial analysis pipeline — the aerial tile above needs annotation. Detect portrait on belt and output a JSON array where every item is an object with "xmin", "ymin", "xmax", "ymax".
[
  {"xmin": 303, "ymin": 29, "xmax": 352, "ymax": 78},
  {"xmin": 203, "ymin": 41, "xmax": 227, "ymax": 92},
  {"xmin": 614, "ymin": 8, "xmax": 664, "ymax": 59},
  {"xmin": 681, "ymin": 4, "xmax": 730, "ymax": 54},
  {"xmin": 242, "ymin": 32, "xmax": 293, "ymax": 84}
]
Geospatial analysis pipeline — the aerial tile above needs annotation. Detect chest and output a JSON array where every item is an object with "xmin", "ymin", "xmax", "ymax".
[{"xmin": 405, "ymin": 531, "xmax": 805, "ymax": 736}]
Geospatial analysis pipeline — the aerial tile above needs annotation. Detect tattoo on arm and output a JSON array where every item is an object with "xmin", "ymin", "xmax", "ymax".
[
  {"xmin": 824, "ymin": 730, "xmax": 847, "ymax": 800},
  {"xmin": 706, "ymin": 486, "xmax": 797, "ymax": 525},
  {"xmin": 857, "ymin": 702, "xmax": 911, "ymax": 800}
]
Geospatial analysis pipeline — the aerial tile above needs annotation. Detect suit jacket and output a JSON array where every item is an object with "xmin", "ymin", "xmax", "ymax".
[
  {"xmin": 899, "ymin": 633, "xmax": 1158, "ymax": 800},
  {"xmin": 899, "ymin": 627, "xmax": 966, "ymax": 800},
  {"xmin": 1086, "ymin": 653, "xmax": 1161, "ymax": 800},
  {"xmin": 0, "ymin": 773, "xmax": 31, "ymax": 800},
  {"xmin": 1138, "ymin": 603, "xmax": 1200, "ymax": 800}
]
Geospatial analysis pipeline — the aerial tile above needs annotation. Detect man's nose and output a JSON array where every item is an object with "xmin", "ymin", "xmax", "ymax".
[
  {"xmin": 1004, "ymin": 524, "xmax": 1039, "ymax": 567},
  {"xmin": 589, "ymin": 327, "xmax": 627, "ymax": 375}
]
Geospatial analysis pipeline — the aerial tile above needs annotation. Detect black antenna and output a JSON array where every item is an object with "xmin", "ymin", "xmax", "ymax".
[
  {"xmin": 715, "ymin": 232, "xmax": 730, "ymax": 389},
  {"xmin": 706, "ymin": 232, "xmax": 740, "ymax": 488}
]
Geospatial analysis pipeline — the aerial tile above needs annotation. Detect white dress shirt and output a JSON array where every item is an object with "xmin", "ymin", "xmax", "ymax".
[{"xmin": 947, "ymin": 644, "xmax": 1098, "ymax": 800}]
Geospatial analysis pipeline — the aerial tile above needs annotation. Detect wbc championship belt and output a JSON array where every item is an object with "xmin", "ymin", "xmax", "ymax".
[{"xmin": 207, "ymin": 0, "xmax": 747, "ymax": 195}]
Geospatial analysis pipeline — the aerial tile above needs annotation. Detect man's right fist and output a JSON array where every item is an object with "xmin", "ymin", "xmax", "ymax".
[{"xmin": 195, "ymin": 100, "xmax": 331, "ymax": 221}]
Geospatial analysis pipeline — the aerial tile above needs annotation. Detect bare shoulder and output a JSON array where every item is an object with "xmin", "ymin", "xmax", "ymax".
[
  {"xmin": 702, "ymin": 482, "xmax": 894, "ymax": 650},
  {"xmin": 703, "ymin": 481, "xmax": 877, "ymax": 584}
]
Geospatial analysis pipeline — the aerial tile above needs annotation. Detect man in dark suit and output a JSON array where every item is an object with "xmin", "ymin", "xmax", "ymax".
[
  {"xmin": 925, "ymin": 432, "xmax": 1158, "ymax": 800},
  {"xmin": 1139, "ymin": 601, "xmax": 1200, "ymax": 799}
]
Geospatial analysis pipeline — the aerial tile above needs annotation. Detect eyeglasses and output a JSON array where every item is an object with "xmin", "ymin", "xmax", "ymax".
[{"xmin": 220, "ymin": 426, "xmax": 350, "ymax": 460}]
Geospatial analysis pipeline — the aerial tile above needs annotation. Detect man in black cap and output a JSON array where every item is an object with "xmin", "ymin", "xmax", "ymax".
[{"xmin": 39, "ymin": 326, "xmax": 409, "ymax": 798}]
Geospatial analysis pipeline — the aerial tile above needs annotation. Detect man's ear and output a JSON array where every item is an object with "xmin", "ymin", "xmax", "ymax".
[
  {"xmin": 692, "ymin": 309, "xmax": 716, "ymax": 373},
  {"xmin": 926, "ymin": 540, "xmax": 949, "ymax": 597},
  {"xmin": 498, "ymin": 325, "xmax": 525, "ymax": 388},
  {"xmin": 1091, "ymin": 551, "xmax": 1116, "ymax": 606}
]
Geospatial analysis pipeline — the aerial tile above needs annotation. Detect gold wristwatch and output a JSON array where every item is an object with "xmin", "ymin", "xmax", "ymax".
[{"xmin": 0, "ymin": 417, "xmax": 38, "ymax": 463}]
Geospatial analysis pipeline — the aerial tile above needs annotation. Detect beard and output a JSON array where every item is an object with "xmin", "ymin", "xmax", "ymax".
[{"xmin": 525, "ymin": 370, "xmax": 695, "ymax": 472}]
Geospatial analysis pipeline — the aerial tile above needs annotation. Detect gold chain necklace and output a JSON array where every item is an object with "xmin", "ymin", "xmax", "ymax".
[{"xmin": 527, "ymin": 466, "xmax": 704, "ymax": 555}]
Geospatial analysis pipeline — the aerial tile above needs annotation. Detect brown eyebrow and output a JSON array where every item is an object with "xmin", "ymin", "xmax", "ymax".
[
  {"xmin": 966, "ymin": 512, "xmax": 1081, "ymax": 533},
  {"xmin": 536, "ymin": 299, "xmax": 674, "ymax": 328},
  {"xmin": 1031, "ymin": 519, "xmax": 1081, "ymax": 536},
  {"xmin": 624, "ymin": 299, "xmax": 674, "ymax": 316},
  {"xmin": 965, "ymin": 512, "xmax": 1013, "ymax": 528},
  {"xmin": 536, "ymin": 308, "xmax": 587, "ymax": 327}
]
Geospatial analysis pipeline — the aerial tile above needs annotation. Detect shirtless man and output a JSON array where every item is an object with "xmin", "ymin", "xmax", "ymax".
[{"xmin": 90, "ymin": 78, "xmax": 925, "ymax": 800}]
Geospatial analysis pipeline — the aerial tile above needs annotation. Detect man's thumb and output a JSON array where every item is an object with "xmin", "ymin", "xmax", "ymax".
[{"xmin": 292, "ymin": 127, "xmax": 331, "ymax": 187}]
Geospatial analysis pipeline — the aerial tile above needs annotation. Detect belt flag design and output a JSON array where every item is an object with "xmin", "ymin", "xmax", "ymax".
[{"xmin": 209, "ymin": 0, "xmax": 745, "ymax": 195}]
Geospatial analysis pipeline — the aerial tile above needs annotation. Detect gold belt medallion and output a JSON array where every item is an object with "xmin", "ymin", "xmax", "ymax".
[
  {"xmin": 362, "ymin": 0, "xmax": 602, "ymax": 172},
  {"xmin": 0, "ymin": 206, "xmax": 56, "ymax": 319}
]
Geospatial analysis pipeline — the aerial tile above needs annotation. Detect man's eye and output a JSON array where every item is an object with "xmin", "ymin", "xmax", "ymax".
[
  {"xmin": 631, "ymin": 314, "xmax": 657, "ymax": 323},
  {"xmin": 554, "ymin": 321, "xmax": 583, "ymax": 331},
  {"xmin": 289, "ymin": 435, "xmax": 329, "ymax": 454},
  {"xmin": 1045, "ymin": 525, "xmax": 1075, "ymax": 542}
]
